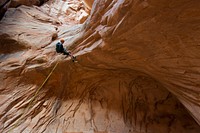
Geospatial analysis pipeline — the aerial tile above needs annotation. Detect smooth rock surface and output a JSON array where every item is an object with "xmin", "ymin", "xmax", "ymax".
[
  {"xmin": 0, "ymin": 0, "xmax": 200, "ymax": 133},
  {"xmin": 40, "ymin": 0, "xmax": 89, "ymax": 24},
  {"xmin": 82, "ymin": 0, "xmax": 94, "ymax": 10}
]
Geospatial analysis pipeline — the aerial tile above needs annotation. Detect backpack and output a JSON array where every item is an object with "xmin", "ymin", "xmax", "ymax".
[{"xmin": 56, "ymin": 42, "xmax": 64, "ymax": 53}]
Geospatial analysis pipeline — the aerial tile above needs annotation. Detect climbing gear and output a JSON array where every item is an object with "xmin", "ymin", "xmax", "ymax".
[{"xmin": 56, "ymin": 42, "xmax": 77, "ymax": 62}]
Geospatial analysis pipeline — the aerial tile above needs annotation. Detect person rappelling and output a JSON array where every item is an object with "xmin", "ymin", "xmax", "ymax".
[{"xmin": 56, "ymin": 39, "xmax": 76, "ymax": 62}]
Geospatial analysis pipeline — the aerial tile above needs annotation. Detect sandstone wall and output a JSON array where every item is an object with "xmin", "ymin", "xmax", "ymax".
[{"xmin": 0, "ymin": 0, "xmax": 200, "ymax": 133}]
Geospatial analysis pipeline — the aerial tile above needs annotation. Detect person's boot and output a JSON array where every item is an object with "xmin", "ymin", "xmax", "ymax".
[{"xmin": 72, "ymin": 56, "xmax": 76, "ymax": 62}]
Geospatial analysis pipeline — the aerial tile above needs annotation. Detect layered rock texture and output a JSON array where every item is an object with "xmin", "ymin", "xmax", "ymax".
[
  {"xmin": 0, "ymin": 0, "xmax": 10, "ymax": 19},
  {"xmin": 0, "ymin": 0, "xmax": 200, "ymax": 133}
]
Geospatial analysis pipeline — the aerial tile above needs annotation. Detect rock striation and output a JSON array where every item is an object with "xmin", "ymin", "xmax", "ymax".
[{"xmin": 0, "ymin": 0, "xmax": 200, "ymax": 133}]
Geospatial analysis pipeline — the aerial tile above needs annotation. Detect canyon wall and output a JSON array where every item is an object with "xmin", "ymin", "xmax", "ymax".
[{"xmin": 0, "ymin": 0, "xmax": 200, "ymax": 133}]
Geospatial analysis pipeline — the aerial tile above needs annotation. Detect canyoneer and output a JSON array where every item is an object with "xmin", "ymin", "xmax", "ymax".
[{"xmin": 56, "ymin": 39, "xmax": 76, "ymax": 62}]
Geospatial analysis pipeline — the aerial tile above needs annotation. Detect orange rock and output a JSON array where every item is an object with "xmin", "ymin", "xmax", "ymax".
[
  {"xmin": 83, "ymin": 0, "xmax": 94, "ymax": 10},
  {"xmin": 0, "ymin": 0, "xmax": 200, "ymax": 133}
]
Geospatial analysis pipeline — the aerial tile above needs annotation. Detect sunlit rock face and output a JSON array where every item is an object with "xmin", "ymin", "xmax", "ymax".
[
  {"xmin": 83, "ymin": 0, "xmax": 94, "ymax": 9},
  {"xmin": 0, "ymin": 0, "xmax": 200, "ymax": 133},
  {"xmin": 40, "ymin": 0, "xmax": 89, "ymax": 24}
]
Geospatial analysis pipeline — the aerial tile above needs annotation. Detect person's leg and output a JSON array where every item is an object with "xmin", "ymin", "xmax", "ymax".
[
  {"xmin": 67, "ymin": 52, "xmax": 76, "ymax": 61},
  {"xmin": 63, "ymin": 49, "xmax": 76, "ymax": 62},
  {"xmin": 71, "ymin": 55, "xmax": 76, "ymax": 62},
  {"xmin": 63, "ymin": 49, "xmax": 69, "ymax": 56}
]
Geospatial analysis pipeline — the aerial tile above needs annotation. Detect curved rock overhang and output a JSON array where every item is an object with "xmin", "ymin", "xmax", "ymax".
[{"xmin": 0, "ymin": 0, "xmax": 200, "ymax": 133}]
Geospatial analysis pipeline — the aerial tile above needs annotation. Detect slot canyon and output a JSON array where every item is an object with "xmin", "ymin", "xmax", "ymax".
[{"xmin": 0, "ymin": 0, "xmax": 200, "ymax": 133}]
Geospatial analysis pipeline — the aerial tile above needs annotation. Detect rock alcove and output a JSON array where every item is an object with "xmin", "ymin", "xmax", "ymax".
[{"xmin": 0, "ymin": 0, "xmax": 200, "ymax": 133}]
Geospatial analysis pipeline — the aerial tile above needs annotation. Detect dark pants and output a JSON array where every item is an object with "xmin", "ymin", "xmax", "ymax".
[
  {"xmin": 62, "ymin": 49, "xmax": 70, "ymax": 56},
  {"xmin": 62, "ymin": 49, "xmax": 76, "ymax": 61}
]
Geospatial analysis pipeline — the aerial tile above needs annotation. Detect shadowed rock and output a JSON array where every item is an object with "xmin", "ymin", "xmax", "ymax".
[{"xmin": 0, "ymin": 0, "xmax": 200, "ymax": 133}]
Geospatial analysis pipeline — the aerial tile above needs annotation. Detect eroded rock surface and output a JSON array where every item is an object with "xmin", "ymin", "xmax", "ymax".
[
  {"xmin": 0, "ymin": 0, "xmax": 200, "ymax": 133},
  {"xmin": 0, "ymin": 0, "xmax": 10, "ymax": 20},
  {"xmin": 40, "ymin": 0, "xmax": 89, "ymax": 24}
]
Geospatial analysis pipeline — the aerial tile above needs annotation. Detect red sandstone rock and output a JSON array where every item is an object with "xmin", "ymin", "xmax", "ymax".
[
  {"xmin": 10, "ymin": 0, "xmax": 40, "ymax": 7},
  {"xmin": 40, "ymin": 0, "xmax": 88, "ymax": 24},
  {"xmin": 0, "ymin": 0, "xmax": 200, "ymax": 133},
  {"xmin": 82, "ymin": 0, "xmax": 94, "ymax": 10}
]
